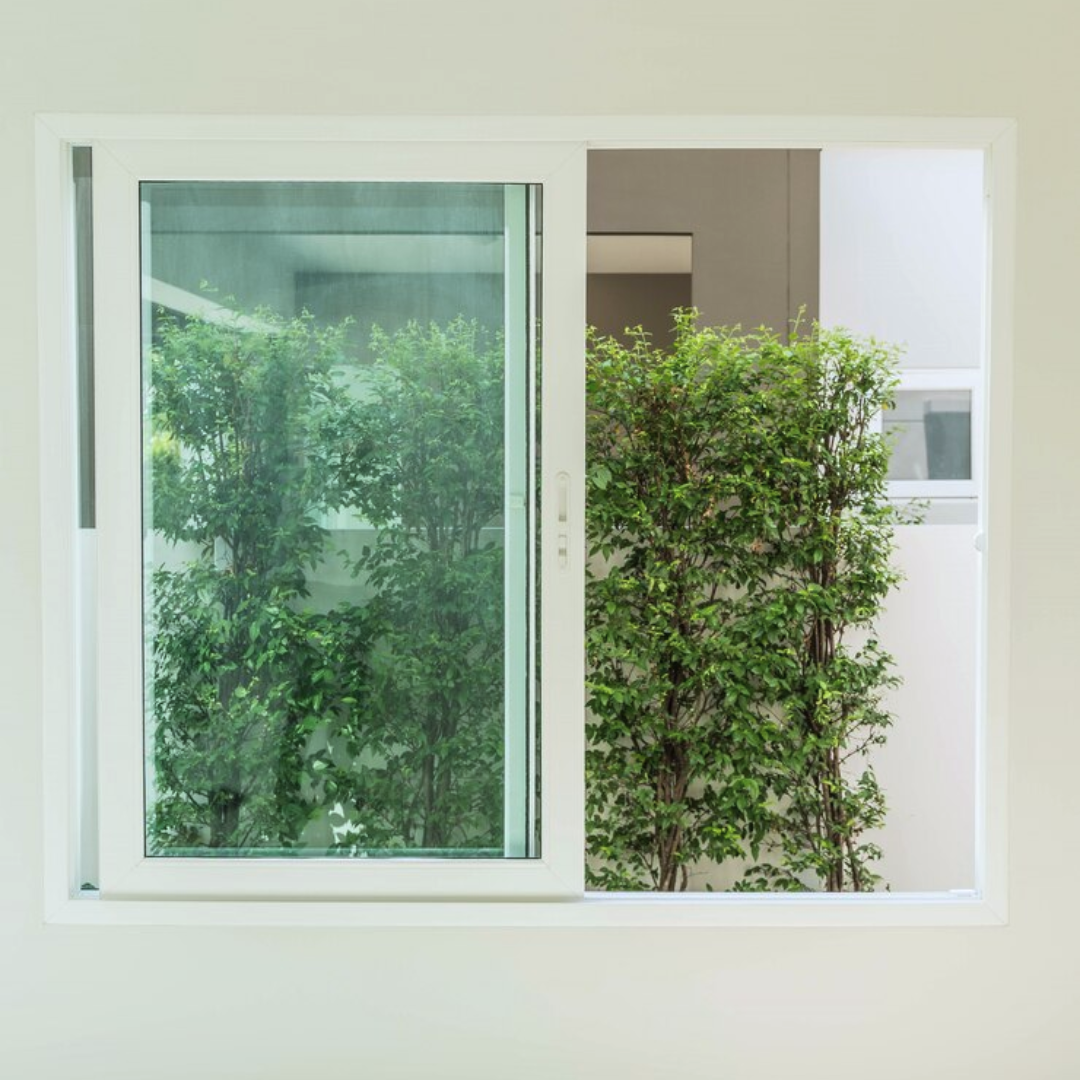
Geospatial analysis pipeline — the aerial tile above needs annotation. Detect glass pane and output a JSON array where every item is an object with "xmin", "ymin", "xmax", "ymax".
[
  {"xmin": 141, "ymin": 181, "xmax": 537, "ymax": 859},
  {"xmin": 883, "ymin": 389, "xmax": 972, "ymax": 481}
]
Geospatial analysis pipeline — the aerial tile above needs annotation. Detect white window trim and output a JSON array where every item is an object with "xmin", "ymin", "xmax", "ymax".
[{"xmin": 37, "ymin": 113, "xmax": 1015, "ymax": 927}]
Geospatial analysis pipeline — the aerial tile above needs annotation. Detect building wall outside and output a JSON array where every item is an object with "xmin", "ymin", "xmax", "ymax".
[{"xmin": 588, "ymin": 148, "xmax": 820, "ymax": 336}]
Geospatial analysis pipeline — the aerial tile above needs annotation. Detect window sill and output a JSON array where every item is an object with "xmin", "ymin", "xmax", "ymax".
[{"xmin": 46, "ymin": 889, "xmax": 1005, "ymax": 929}]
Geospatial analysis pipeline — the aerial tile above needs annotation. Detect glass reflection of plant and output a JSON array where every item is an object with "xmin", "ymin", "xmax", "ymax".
[
  {"xmin": 148, "ymin": 305, "xmax": 370, "ymax": 852},
  {"xmin": 335, "ymin": 319, "xmax": 506, "ymax": 850},
  {"xmin": 149, "ymin": 306, "xmax": 506, "ymax": 854}
]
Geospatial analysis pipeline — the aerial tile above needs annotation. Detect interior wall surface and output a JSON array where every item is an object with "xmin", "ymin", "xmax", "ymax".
[
  {"xmin": 3, "ymin": 2, "xmax": 1078, "ymax": 1078},
  {"xmin": 587, "ymin": 272, "xmax": 693, "ymax": 349}
]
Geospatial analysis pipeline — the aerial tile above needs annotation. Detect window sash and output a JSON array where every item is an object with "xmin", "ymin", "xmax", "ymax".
[{"xmin": 91, "ymin": 138, "xmax": 586, "ymax": 900}]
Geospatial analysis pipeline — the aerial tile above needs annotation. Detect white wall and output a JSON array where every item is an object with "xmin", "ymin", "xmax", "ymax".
[
  {"xmin": 873, "ymin": 525, "xmax": 979, "ymax": 891},
  {"xmin": 4, "ymin": 2, "xmax": 1079, "ymax": 1078},
  {"xmin": 819, "ymin": 147, "xmax": 983, "ymax": 892},
  {"xmin": 820, "ymin": 148, "xmax": 986, "ymax": 367},
  {"xmin": 688, "ymin": 525, "xmax": 980, "ymax": 895}
]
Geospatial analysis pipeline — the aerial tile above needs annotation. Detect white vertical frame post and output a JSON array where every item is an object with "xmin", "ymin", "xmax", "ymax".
[
  {"xmin": 526, "ymin": 184, "xmax": 541, "ymax": 856},
  {"xmin": 539, "ymin": 146, "xmax": 587, "ymax": 884},
  {"xmin": 37, "ymin": 119, "xmax": 81, "ymax": 916},
  {"xmin": 72, "ymin": 147, "xmax": 101, "ymax": 891},
  {"xmin": 977, "ymin": 122, "xmax": 1015, "ymax": 923},
  {"xmin": 138, "ymin": 192, "xmax": 158, "ymax": 837},
  {"xmin": 92, "ymin": 144, "xmax": 147, "ymax": 891}
]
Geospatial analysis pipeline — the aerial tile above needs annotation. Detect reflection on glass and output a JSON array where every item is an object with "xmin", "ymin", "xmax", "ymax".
[
  {"xmin": 141, "ymin": 182, "xmax": 536, "ymax": 858},
  {"xmin": 884, "ymin": 389, "xmax": 972, "ymax": 481}
]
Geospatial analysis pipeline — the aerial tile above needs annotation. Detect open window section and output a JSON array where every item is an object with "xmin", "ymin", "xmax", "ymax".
[
  {"xmin": 582, "ymin": 148, "xmax": 985, "ymax": 893},
  {"xmin": 139, "ymin": 181, "xmax": 540, "ymax": 861}
]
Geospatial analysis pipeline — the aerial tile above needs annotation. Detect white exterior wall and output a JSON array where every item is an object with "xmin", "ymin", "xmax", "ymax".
[
  {"xmin": 819, "ymin": 147, "xmax": 984, "ymax": 892},
  {"xmin": 874, "ymin": 525, "xmax": 979, "ymax": 891},
  {"xmin": 820, "ymin": 148, "xmax": 986, "ymax": 367},
  {"xmin": 4, "ymin": 3, "xmax": 1079, "ymax": 1078},
  {"xmin": 689, "ymin": 525, "xmax": 980, "ymax": 895}
]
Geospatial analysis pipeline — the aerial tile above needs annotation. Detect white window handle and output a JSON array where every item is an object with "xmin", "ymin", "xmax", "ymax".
[{"xmin": 556, "ymin": 471, "xmax": 570, "ymax": 569}]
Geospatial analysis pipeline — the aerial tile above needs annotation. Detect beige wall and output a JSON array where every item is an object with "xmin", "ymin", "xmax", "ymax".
[{"xmin": 3, "ymin": 2, "xmax": 1079, "ymax": 1078}]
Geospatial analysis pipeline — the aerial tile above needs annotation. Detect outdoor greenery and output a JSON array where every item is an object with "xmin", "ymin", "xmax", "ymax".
[
  {"xmin": 736, "ymin": 327, "xmax": 908, "ymax": 892},
  {"xmin": 148, "ymin": 306, "xmax": 363, "ymax": 851},
  {"xmin": 585, "ymin": 313, "xmax": 907, "ymax": 891},
  {"xmin": 584, "ymin": 315, "xmax": 783, "ymax": 890},
  {"xmin": 327, "ymin": 319, "xmax": 507, "ymax": 851},
  {"xmin": 148, "ymin": 296, "xmax": 906, "ymax": 890},
  {"xmin": 147, "ymin": 306, "xmax": 505, "ymax": 853}
]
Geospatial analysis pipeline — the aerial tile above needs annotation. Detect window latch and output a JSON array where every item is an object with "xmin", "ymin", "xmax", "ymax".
[{"xmin": 556, "ymin": 471, "xmax": 570, "ymax": 568}]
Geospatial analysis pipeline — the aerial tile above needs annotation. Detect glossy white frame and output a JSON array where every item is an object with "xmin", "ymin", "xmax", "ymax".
[{"xmin": 38, "ymin": 114, "xmax": 1014, "ymax": 925}]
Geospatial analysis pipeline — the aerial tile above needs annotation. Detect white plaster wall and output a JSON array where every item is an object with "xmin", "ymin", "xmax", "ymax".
[{"xmin": 4, "ymin": 2, "xmax": 1080, "ymax": 1078}]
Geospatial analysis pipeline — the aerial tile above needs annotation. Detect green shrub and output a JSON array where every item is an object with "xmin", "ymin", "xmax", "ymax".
[{"xmin": 586, "ymin": 312, "xmax": 906, "ymax": 891}]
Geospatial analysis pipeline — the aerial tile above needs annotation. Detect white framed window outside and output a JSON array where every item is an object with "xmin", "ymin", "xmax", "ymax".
[
  {"xmin": 884, "ymin": 368, "xmax": 982, "ymax": 502},
  {"xmin": 36, "ymin": 115, "xmax": 1015, "ymax": 926}
]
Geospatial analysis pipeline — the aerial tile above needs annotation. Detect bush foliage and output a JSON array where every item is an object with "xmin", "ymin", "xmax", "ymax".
[
  {"xmin": 147, "ymin": 307, "xmax": 505, "ymax": 853},
  {"xmin": 148, "ymin": 298, "xmax": 905, "ymax": 889},
  {"xmin": 585, "ymin": 312, "xmax": 906, "ymax": 891}
]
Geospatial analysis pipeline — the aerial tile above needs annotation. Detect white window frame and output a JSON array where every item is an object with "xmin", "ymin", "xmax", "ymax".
[
  {"xmin": 885, "ymin": 368, "xmax": 983, "ymax": 501},
  {"xmin": 37, "ymin": 114, "xmax": 1015, "ymax": 927}
]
